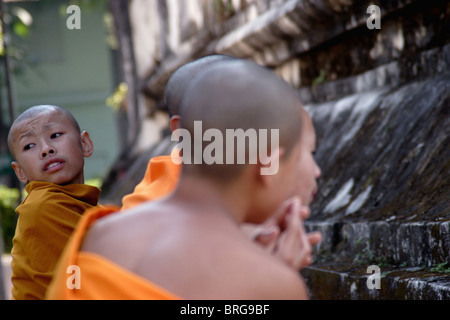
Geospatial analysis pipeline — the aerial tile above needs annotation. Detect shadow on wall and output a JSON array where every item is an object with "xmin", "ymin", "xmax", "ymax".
[{"xmin": 308, "ymin": 73, "xmax": 449, "ymax": 225}]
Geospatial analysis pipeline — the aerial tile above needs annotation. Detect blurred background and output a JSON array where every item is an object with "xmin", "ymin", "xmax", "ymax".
[{"xmin": 1, "ymin": 0, "xmax": 449, "ymax": 300}]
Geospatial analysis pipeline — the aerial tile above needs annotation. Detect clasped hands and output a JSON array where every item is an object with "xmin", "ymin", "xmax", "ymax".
[{"xmin": 243, "ymin": 197, "xmax": 322, "ymax": 271}]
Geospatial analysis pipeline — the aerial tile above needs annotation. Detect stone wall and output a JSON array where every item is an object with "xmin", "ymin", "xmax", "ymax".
[
  {"xmin": 302, "ymin": 70, "xmax": 450, "ymax": 299},
  {"xmin": 132, "ymin": 0, "xmax": 385, "ymax": 102},
  {"xmin": 105, "ymin": 0, "xmax": 398, "ymax": 201},
  {"xmin": 105, "ymin": 0, "xmax": 449, "ymax": 299},
  {"xmin": 131, "ymin": 0, "xmax": 449, "ymax": 103}
]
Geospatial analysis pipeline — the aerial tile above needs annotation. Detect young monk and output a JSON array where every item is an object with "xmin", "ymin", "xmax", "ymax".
[
  {"xmin": 121, "ymin": 54, "xmax": 321, "ymax": 269},
  {"xmin": 46, "ymin": 59, "xmax": 321, "ymax": 299},
  {"xmin": 7, "ymin": 105, "xmax": 100, "ymax": 300}
]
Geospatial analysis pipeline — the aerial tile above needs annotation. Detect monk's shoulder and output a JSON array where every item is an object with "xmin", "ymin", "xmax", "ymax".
[
  {"xmin": 16, "ymin": 185, "xmax": 58, "ymax": 224},
  {"xmin": 228, "ymin": 238, "xmax": 309, "ymax": 297},
  {"xmin": 189, "ymin": 236, "xmax": 309, "ymax": 299},
  {"xmin": 81, "ymin": 210, "xmax": 126, "ymax": 253},
  {"xmin": 81, "ymin": 204, "xmax": 157, "ymax": 262}
]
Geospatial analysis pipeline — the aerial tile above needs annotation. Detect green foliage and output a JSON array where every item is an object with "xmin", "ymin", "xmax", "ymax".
[
  {"xmin": 12, "ymin": 20, "xmax": 30, "ymax": 38},
  {"xmin": 1, "ymin": 4, "xmax": 33, "ymax": 78},
  {"xmin": 312, "ymin": 69, "xmax": 327, "ymax": 86},
  {"xmin": 106, "ymin": 83, "xmax": 128, "ymax": 111},
  {"xmin": 85, "ymin": 178, "xmax": 103, "ymax": 189},
  {"xmin": 431, "ymin": 262, "xmax": 450, "ymax": 274},
  {"xmin": 353, "ymin": 238, "xmax": 394, "ymax": 267},
  {"xmin": 0, "ymin": 35, "xmax": 4, "ymax": 56},
  {"xmin": 214, "ymin": 0, "xmax": 236, "ymax": 20},
  {"xmin": 0, "ymin": 185, "xmax": 20, "ymax": 253}
]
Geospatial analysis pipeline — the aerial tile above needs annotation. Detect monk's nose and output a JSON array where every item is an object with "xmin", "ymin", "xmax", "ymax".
[{"xmin": 41, "ymin": 147, "xmax": 55, "ymax": 158}]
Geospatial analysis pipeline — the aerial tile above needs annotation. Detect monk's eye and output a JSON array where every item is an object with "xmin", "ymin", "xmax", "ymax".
[
  {"xmin": 51, "ymin": 132, "xmax": 63, "ymax": 139},
  {"xmin": 23, "ymin": 143, "xmax": 35, "ymax": 151}
]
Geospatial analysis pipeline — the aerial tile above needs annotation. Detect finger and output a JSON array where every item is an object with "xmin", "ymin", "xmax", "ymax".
[
  {"xmin": 307, "ymin": 231, "xmax": 322, "ymax": 247},
  {"xmin": 281, "ymin": 199, "xmax": 302, "ymax": 247},
  {"xmin": 272, "ymin": 198, "xmax": 317, "ymax": 270},
  {"xmin": 299, "ymin": 205, "xmax": 311, "ymax": 220},
  {"xmin": 302, "ymin": 255, "xmax": 313, "ymax": 268},
  {"xmin": 270, "ymin": 197, "xmax": 302, "ymax": 231},
  {"xmin": 254, "ymin": 225, "xmax": 280, "ymax": 247}
]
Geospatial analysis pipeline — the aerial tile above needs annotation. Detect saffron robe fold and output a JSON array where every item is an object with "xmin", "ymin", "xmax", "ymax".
[
  {"xmin": 10, "ymin": 181, "xmax": 100, "ymax": 300},
  {"xmin": 121, "ymin": 155, "xmax": 180, "ymax": 210},
  {"xmin": 46, "ymin": 206, "xmax": 180, "ymax": 300}
]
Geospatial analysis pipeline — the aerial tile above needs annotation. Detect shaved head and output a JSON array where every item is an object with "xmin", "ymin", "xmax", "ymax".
[
  {"xmin": 7, "ymin": 105, "xmax": 81, "ymax": 159},
  {"xmin": 179, "ymin": 59, "xmax": 303, "ymax": 180},
  {"xmin": 164, "ymin": 55, "xmax": 236, "ymax": 116}
]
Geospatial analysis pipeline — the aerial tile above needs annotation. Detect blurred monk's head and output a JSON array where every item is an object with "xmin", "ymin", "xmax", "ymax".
[
  {"xmin": 164, "ymin": 54, "xmax": 236, "ymax": 132},
  {"xmin": 176, "ymin": 59, "xmax": 320, "ymax": 223}
]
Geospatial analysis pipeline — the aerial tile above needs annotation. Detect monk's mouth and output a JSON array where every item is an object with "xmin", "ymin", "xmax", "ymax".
[{"xmin": 43, "ymin": 159, "xmax": 65, "ymax": 172}]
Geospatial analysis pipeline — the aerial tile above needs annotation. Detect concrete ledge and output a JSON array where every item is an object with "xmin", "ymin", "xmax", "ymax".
[
  {"xmin": 302, "ymin": 262, "xmax": 450, "ymax": 300},
  {"xmin": 299, "ymin": 43, "xmax": 450, "ymax": 104},
  {"xmin": 305, "ymin": 220, "xmax": 450, "ymax": 268}
]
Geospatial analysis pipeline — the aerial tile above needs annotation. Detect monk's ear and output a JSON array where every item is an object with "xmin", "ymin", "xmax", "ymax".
[
  {"xmin": 11, "ymin": 162, "xmax": 29, "ymax": 185},
  {"xmin": 80, "ymin": 131, "xmax": 94, "ymax": 158},
  {"xmin": 169, "ymin": 115, "xmax": 181, "ymax": 133},
  {"xmin": 257, "ymin": 147, "xmax": 285, "ymax": 186}
]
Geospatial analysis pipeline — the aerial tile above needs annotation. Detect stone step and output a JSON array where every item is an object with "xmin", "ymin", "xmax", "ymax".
[
  {"xmin": 301, "ymin": 262, "xmax": 450, "ymax": 300},
  {"xmin": 305, "ymin": 220, "xmax": 450, "ymax": 268}
]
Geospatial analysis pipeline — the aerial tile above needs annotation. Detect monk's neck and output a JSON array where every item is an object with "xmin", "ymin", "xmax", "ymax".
[{"xmin": 171, "ymin": 175, "xmax": 249, "ymax": 224}]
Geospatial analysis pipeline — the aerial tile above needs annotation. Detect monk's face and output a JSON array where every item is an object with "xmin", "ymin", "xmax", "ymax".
[
  {"xmin": 10, "ymin": 110, "xmax": 93, "ymax": 185},
  {"xmin": 281, "ymin": 109, "xmax": 321, "ymax": 207}
]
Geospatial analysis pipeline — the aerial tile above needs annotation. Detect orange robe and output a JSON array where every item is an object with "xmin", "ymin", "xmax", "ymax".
[
  {"xmin": 46, "ymin": 206, "xmax": 181, "ymax": 300},
  {"xmin": 10, "ymin": 181, "xmax": 100, "ymax": 300},
  {"xmin": 47, "ymin": 155, "xmax": 181, "ymax": 299},
  {"xmin": 121, "ymin": 155, "xmax": 181, "ymax": 210}
]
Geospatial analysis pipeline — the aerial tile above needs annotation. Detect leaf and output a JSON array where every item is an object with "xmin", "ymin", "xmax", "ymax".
[{"xmin": 13, "ymin": 21, "xmax": 29, "ymax": 38}]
